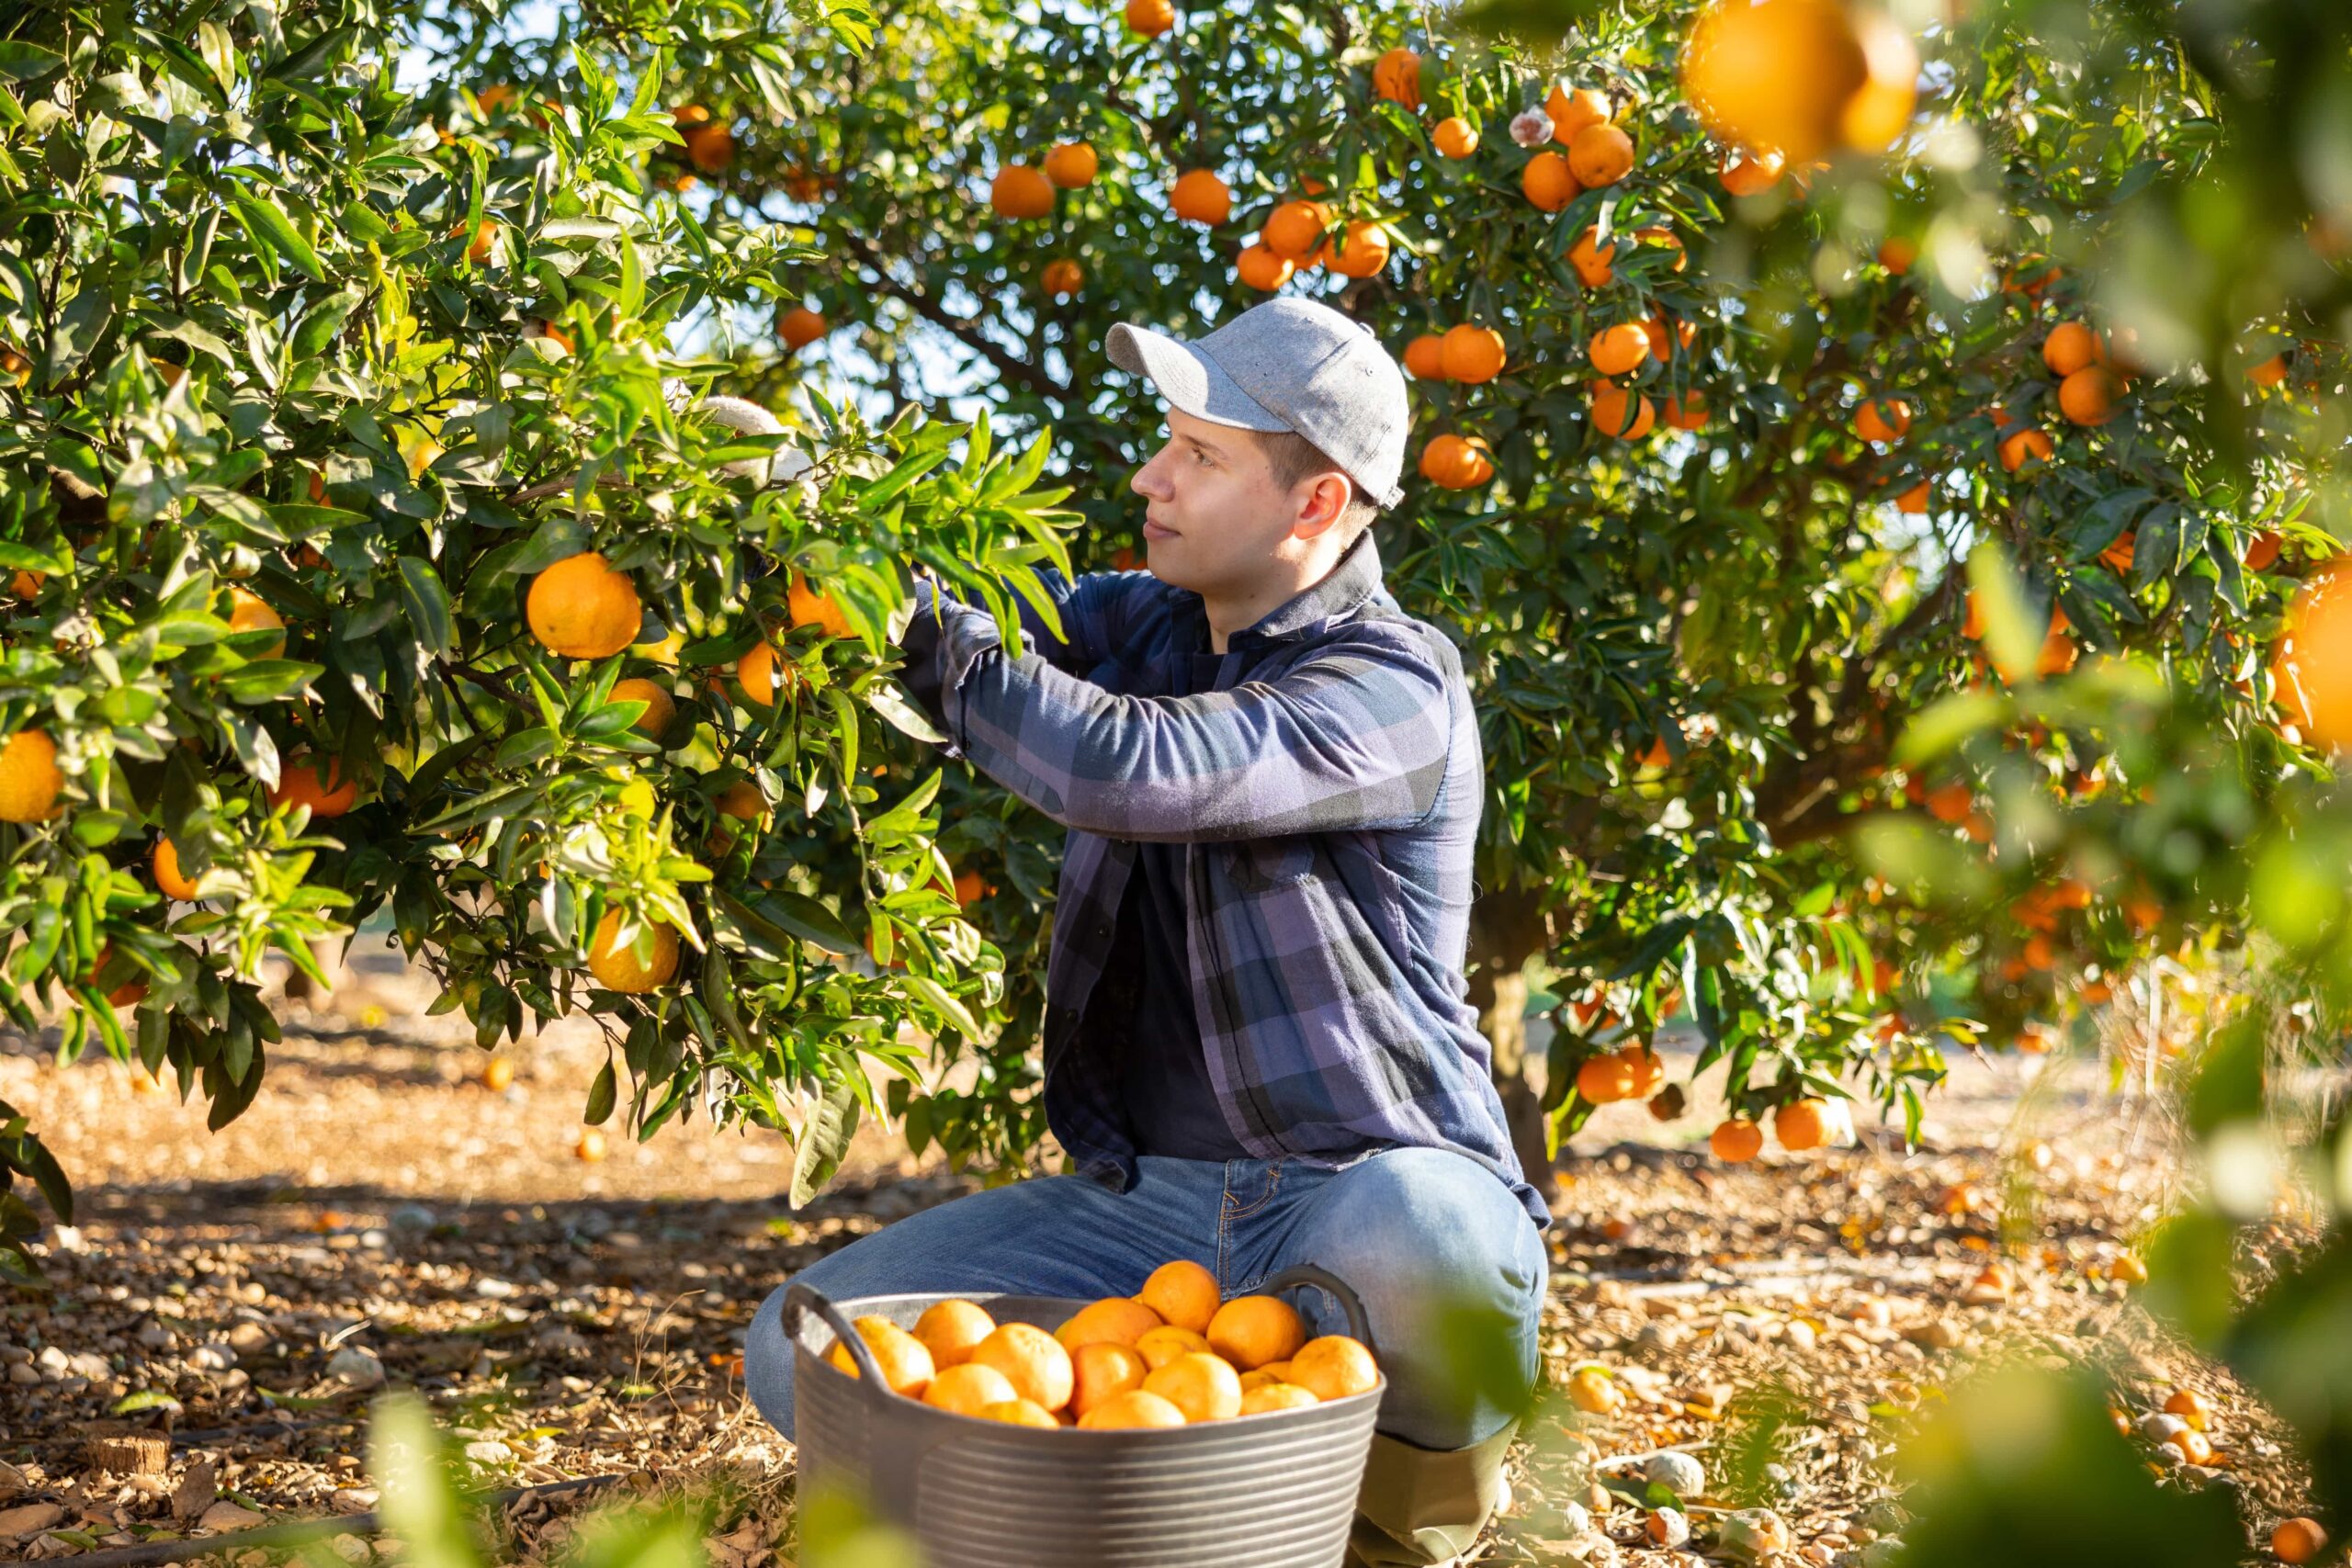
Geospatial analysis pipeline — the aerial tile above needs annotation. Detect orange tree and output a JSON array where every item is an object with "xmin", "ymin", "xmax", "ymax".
[
  {"xmin": 0, "ymin": 0, "xmax": 1086, "ymax": 1282},
  {"xmin": 675, "ymin": 0, "xmax": 2345, "ymax": 1193}
]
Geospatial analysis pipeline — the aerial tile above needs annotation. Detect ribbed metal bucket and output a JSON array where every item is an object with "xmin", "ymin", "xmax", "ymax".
[{"xmin": 786, "ymin": 1265, "xmax": 1384, "ymax": 1568}]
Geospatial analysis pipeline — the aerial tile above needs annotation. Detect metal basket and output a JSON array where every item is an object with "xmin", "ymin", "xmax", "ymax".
[{"xmin": 785, "ymin": 1264, "xmax": 1385, "ymax": 1568}]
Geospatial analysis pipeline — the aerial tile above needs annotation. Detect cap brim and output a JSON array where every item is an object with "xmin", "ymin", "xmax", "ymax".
[{"xmin": 1106, "ymin": 322, "xmax": 1291, "ymax": 434}]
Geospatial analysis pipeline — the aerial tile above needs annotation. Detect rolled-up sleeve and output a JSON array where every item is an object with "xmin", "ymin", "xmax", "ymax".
[{"xmin": 926, "ymin": 596, "xmax": 1454, "ymax": 843}]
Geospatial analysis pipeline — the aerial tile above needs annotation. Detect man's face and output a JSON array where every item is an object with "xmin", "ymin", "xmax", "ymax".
[{"xmin": 1128, "ymin": 409, "xmax": 1316, "ymax": 598}]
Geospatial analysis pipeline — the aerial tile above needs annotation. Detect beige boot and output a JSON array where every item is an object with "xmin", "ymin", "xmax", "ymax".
[{"xmin": 1344, "ymin": 1422, "xmax": 1519, "ymax": 1568}]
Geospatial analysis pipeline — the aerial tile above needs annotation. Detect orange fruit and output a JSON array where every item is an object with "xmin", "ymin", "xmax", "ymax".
[
  {"xmin": 153, "ymin": 837, "xmax": 201, "ymax": 900},
  {"xmin": 1372, "ymin": 47, "xmax": 1422, "ymax": 110},
  {"xmin": 1896, "ymin": 479, "xmax": 1930, "ymax": 513},
  {"xmin": 2279, "ymin": 561, "xmax": 2352, "ymax": 750},
  {"xmin": 913, "ymin": 1299, "xmax": 999, "ymax": 1370},
  {"xmin": 1719, "ymin": 148, "xmax": 1785, "ymax": 197},
  {"xmin": 971, "ymin": 1323, "xmax": 1075, "ymax": 1412},
  {"xmin": 1170, "ymin": 169, "xmax": 1230, "ymax": 225},
  {"xmin": 732, "ymin": 641, "xmax": 786, "ymax": 708},
  {"xmin": 2249, "ymin": 353, "xmax": 2290, "ymax": 389},
  {"xmin": 1319, "ymin": 220, "xmax": 1390, "ymax": 277},
  {"xmin": 1773, "ymin": 1099, "xmax": 1829, "ymax": 1151},
  {"xmin": 1568, "ymin": 122, "xmax": 1634, "ymax": 186},
  {"xmin": 1854, "ymin": 397, "xmax": 1910, "ymax": 444},
  {"xmin": 2272, "ymin": 1518, "xmax": 2327, "ymax": 1564},
  {"xmin": 609, "ymin": 677, "xmax": 675, "ymax": 737},
  {"xmin": 1403, "ymin": 333, "xmax": 1448, "ymax": 379},
  {"xmin": 456, "ymin": 218, "xmax": 499, "ymax": 265},
  {"xmin": 1042, "ymin": 257, "xmax": 1085, "ymax": 297},
  {"xmin": 827, "ymin": 1316, "xmax": 934, "ymax": 1397},
  {"xmin": 1078, "ymin": 1389, "xmax": 1186, "ymax": 1429},
  {"xmin": 1999, "ymin": 428, "xmax": 2055, "ymax": 472},
  {"xmin": 1143, "ymin": 1350, "xmax": 1242, "ymax": 1422},
  {"xmin": 2165, "ymin": 1428, "xmax": 2214, "ymax": 1467},
  {"xmin": 979, "ymin": 1397, "xmax": 1060, "ymax": 1427},
  {"xmin": 1419, "ymin": 434, "xmax": 1495, "ymax": 491},
  {"xmin": 1546, "ymin": 85, "xmax": 1611, "ymax": 142},
  {"xmin": 2163, "ymin": 1387, "xmax": 2212, "ymax": 1432},
  {"xmin": 481, "ymin": 1057, "xmax": 514, "ymax": 1092},
  {"xmin": 1432, "ymin": 117, "xmax": 1478, "ymax": 158},
  {"xmin": 989, "ymin": 166, "xmax": 1056, "ymax": 219},
  {"xmin": 1440, "ymin": 324, "xmax": 1507, "ymax": 383},
  {"xmin": 1521, "ymin": 150, "xmax": 1578, "ymax": 212},
  {"xmin": 1620, "ymin": 1046, "xmax": 1667, "ymax": 1099},
  {"xmin": 1922, "ymin": 780, "xmax": 1972, "ymax": 823},
  {"xmin": 1589, "ymin": 323, "xmax": 1650, "ymax": 377},
  {"xmin": 779, "ymin": 306, "xmax": 827, "ymax": 348},
  {"xmin": 1567, "ymin": 227, "xmax": 1618, "ymax": 286},
  {"xmin": 573, "ymin": 1128, "xmax": 606, "ymax": 1161},
  {"xmin": 1125, "ymin": 0, "xmax": 1174, "ymax": 36},
  {"xmin": 2042, "ymin": 321, "xmax": 2106, "ymax": 378},
  {"xmin": 1134, "ymin": 1325, "xmax": 1212, "ymax": 1370},
  {"xmin": 2059, "ymin": 367, "xmax": 2120, "ymax": 426},
  {"xmin": 1237, "ymin": 243, "xmax": 1296, "ymax": 291},
  {"xmin": 1589, "ymin": 382, "xmax": 1655, "ymax": 439},
  {"xmin": 586, "ymin": 908, "xmax": 679, "ymax": 992},
  {"xmin": 1566, "ymin": 1367, "xmax": 1623, "ymax": 1414},
  {"xmin": 1643, "ymin": 313, "xmax": 1696, "ymax": 363},
  {"xmin": 1205, "ymin": 1295, "xmax": 1305, "ymax": 1371},
  {"xmin": 269, "ymin": 756, "xmax": 361, "ymax": 818},
  {"xmin": 2245, "ymin": 530, "xmax": 2285, "ymax": 571},
  {"xmin": 1682, "ymin": 0, "xmax": 1875, "ymax": 162},
  {"xmin": 1576, "ymin": 1054, "xmax": 1637, "ymax": 1104},
  {"xmin": 953, "ymin": 869, "xmax": 986, "ymax": 906},
  {"xmin": 1287, "ymin": 1336, "xmax": 1379, "ymax": 1401},
  {"xmin": 788, "ymin": 572, "xmax": 856, "ymax": 637},
  {"xmin": 924, "ymin": 1361, "xmax": 1020, "ymax": 1416},
  {"xmin": 1710, "ymin": 1116, "xmax": 1764, "ymax": 1162},
  {"xmin": 1044, "ymin": 141, "xmax": 1098, "ymax": 188},
  {"xmin": 1138, "ymin": 1259, "xmax": 1221, "ymax": 1334},
  {"xmin": 1069, "ymin": 1341, "xmax": 1149, "ymax": 1416},
  {"xmin": 1240, "ymin": 1383, "xmax": 1320, "ymax": 1415},
  {"xmin": 527, "ymin": 319, "xmax": 574, "ymax": 355},
  {"xmin": 1879, "ymin": 236, "xmax": 1917, "ymax": 274},
  {"xmin": 681, "ymin": 122, "xmax": 734, "ymax": 175},
  {"xmin": 227, "ymin": 586, "xmax": 287, "ymax": 659},
  {"xmin": 2109, "ymin": 1254, "xmax": 2148, "ymax": 1285},
  {"xmin": 1056, "ymin": 1295, "xmax": 1165, "ymax": 1350},
  {"xmin": 1262, "ymin": 199, "xmax": 1332, "ymax": 260},
  {"xmin": 528, "ymin": 552, "xmax": 642, "ymax": 659},
  {"xmin": 1663, "ymin": 391, "xmax": 1709, "ymax": 431},
  {"xmin": 7, "ymin": 569, "xmax": 40, "ymax": 598}
]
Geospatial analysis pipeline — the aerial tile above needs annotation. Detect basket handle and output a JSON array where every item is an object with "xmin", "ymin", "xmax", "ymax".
[
  {"xmin": 1259, "ymin": 1263, "xmax": 1378, "ymax": 1359},
  {"xmin": 781, "ymin": 1280, "xmax": 890, "ymax": 1387}
]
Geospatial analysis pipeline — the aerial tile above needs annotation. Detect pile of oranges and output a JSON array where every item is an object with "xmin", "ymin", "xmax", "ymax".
[{"xmin": 821, "ymin": 1259, "xmax": 1380, "ymax": 1429}]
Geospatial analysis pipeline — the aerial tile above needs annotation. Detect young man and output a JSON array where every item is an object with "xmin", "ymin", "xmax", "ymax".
[{"xmin": 744, "ymin": 298, "xmax": 1550, "ymax": 1566}]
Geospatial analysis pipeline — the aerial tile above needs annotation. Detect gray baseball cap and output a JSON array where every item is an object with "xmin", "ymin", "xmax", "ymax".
[{"xmin": 1107, "ymin": 297, "xmax": 1410, "ymax": 509}]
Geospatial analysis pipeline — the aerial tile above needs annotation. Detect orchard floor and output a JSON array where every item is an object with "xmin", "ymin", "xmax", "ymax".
[{"xmin": 0, "ymin": 946, "xmax": 2322, "ymax": 1567}]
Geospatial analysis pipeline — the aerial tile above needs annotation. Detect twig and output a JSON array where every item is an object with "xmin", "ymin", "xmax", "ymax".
[
  {"xmin": 837, "ymin": 231, "xmax": 1071, "ymax": 403},
  {"xmin": 40, "ymin": 1473, "xmax": 628, "ymax": 1568}
]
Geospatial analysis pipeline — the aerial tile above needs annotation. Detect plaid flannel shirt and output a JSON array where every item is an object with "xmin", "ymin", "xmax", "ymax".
[{"xmin": 899, "ymin": 534, "xmax": 1547, "ymax": 1230}]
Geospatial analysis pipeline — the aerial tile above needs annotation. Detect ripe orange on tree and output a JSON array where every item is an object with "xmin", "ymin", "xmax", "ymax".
[
  {"xmin": 779, "ymin": 306, "xmax": 827, "ymax": 349},
  {"xmin": 989, "ymin": 165, "xmax": 1055, "ymax": 219},
  {"xmin": 1432, "ymin": 117, "xmax": 1478, "ymax": 158},
  {"xmin": 1318, "ymin": 220, "xmax": 1390, "ymax": 277},
  {"xmin": 528, "ymin": 552, "xmax": 642, "ymax": 660},
  {"xmin": 1567, "ymin": 227, "xmax": 1617, "ymax": 286},
  {"xmin": 2245, "ymin": 529, "xmax": 2285, "ymax": 571},
  {"xmin": 587, "ymin": 908, "xmax": 680, "ymax": 993},
  {"xmin": 226, "ymin": 585, "xmax": 287, "ymax": 658},
  {"xmin": 454, "ymin": 218, "xmax": 499, "ymax": 265},
  {"xmin": 788, "ymin": 572, "xmax": 856, "ymax": 637},
  {"xmin": 1419, "ymin": 434, "xmax": 1494, "ymax": 490},
  {"xmin": 1236, "ymin": 244, "xmax": 1294, "ymax": 290},
  {"xmin": 573, "ymin": 1127, "xmax": 607, "ymax": 1162},
  {"xmin": 2059, "ymin": 367, "xmax": 2121, "ymax": 426},
  {"xmin": 1205, "ymin": 1294, "xmax": 1305, "ymax": 1370},
  {"xmin": 1719, "ymin": 148, "xmax": 1785, "ymax": 197},
  {"xmin": 1044, "ymin": 141, "xmax": 1098, "ymax": 187},
  {"xmin": 1546, "ymin": 85, "xmax": 1611, "ymax": 142},
  {"xmin": 1590, "ymin": 382, "xmax": 1656, "ymax": 440},
  {"xmin": 1372, "ymin": 47, "xmax": 1421, "ymax": 110},
  {"xmin": 481, "ymin": 1056, "xmax": 515, "ymax": 1092},
  {"xmin": 2042, "ymin": 321, "xmax": 2107, "ymax": 377},
  {"xmin": 1854, "ymin": 396, "xmax": 1910, "ymax": 445},
  {"xmin": 1440, "ymin": 324, "xmax": 1506, "ymax": 383},
  {"xmin": 1663, "ymin": 391, "xmax": 1709, "ymax": 432},
  {"xmin": 1138, "ymin": 1258, "xmax": 1220, "ymax": 1334},
  {"xmin": 1681, "ymin": 0, "xmax": 1918, "ymax": 163},
  {"xmin": 1711, "ymin": 1115, "xmax": 1764, "ymax": 1162},
  {"xmin": 1878, "ymin": 236, "xmax": 1917, "ymax": 274},
  {"xmin": 1620, "ymin": 1045, "xmax": 1667, "ymax": 1099},
  {"xmin": 1589, "ymin": 323, "xmax": 1651, "ymax": 377},
  {"xmin": 1124, "ymin": 0, "xmax": 1173, "ymax": 37},
  {"xmin": 1643, "ymin": 313, "xmax": 1696, "ymax": 363},
  {"xmin": 1262, "ymin": 199, "xmax": 1331, "ymax": 260},
  {"xmin": 1576, "ymin": 1052, "xmax": 1637, "ymax": 1104},
  {"xmin": 153, "ymin": 836, "xmax": 202, "ymax": 900},
  {"xmin": 0, "ymin": 729, "xmax": 63, "ymax": 824},
  {"xmin": 1568, "ymin": 121, "xmax": 1635, "ymax": 186},
  {"xmin": 1042, "ymin": 257, "xmax": 1084, "ymax": 297},
  {"xmin": 1521, "ymin": 151, "xmax": 1578, "ymax": 212},
  {"xmin": 2248, "ymin": 352, "xmax": 2290, "ymax": 389},
  {"xmin": 1999, "ymin": 427, "xmax": 2055, "ymax": 472},
  {"xmin": 1170, "ymin": 169, "xmax": 1230, "ymax": 225},
  {"xmin": 1773, "ymin": 1098, "xmax": 1830, "ymax": 1151},
  {"xmin": 270, "ymin": 756, "xmax": 362, "ymax": 818},
  {"xmin": 673, "ymin": 107, "xmax": 734, "ymax": 174},
  {"xmin": 608, "ymin": 677, "xmax": 676, "ymax": 737},
  {"xmin": 2278, "ymin": 560, "xmax": 2352, "ymax": 750},
  {"xmin": 1402, "ymin": 333, "xmax": 1448, "ymax": 379}
]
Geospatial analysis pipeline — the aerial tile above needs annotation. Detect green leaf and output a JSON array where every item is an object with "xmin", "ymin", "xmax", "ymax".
[
  {"xmin": 231, "ymin": 192, "xmax": 327, "ymax": 284},
  {"xmin": 583, "ymin": 1059, "xmax": 617, "ymax": 1126},
  {"xmin": 1966, "ymin": 541, "xmax": 2041, "ymax": 684},
  {"xmin": 901, "ymin": 972, "xmax": 980, "ymax": 1038},
  {"xmin": 396, "ymin": 558, "xmax": 453, "ymax": 656},
  {"xmin": 789, "ymin": 1080, "xmax": 860, "ymax": 1207},
  {"xmin": 749, "ymin": 889, "xmax": 858, "ymax": 954},
  {"xmin": 0, "ymin": 42, "xmax": 65, "ymax": 82},
  {"xmin": 866, "ymin": 682, "xmax": 945, "ymax": 744}
]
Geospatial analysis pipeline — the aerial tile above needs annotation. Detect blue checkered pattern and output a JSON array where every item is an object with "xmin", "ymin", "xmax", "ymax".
[{"xmin": 902, "ymin": 536, "xmax": 1547, "ymax": 1229}]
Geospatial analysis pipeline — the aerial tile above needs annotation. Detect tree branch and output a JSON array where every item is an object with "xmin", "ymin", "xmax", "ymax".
[{"xmin": 840, "ymin": 231, "xmax": 1071, "ymax": 404}]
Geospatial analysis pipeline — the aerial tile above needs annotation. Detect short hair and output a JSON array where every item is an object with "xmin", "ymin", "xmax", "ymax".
[{"xmin": 1252, "ymin": 429, "xmax": 1381, "ymax": 540}]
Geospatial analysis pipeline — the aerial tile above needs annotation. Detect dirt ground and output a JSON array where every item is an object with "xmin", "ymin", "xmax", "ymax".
[{"xmin": 0, "ymin": 942, "xmax": 2322, "ymax": 1566}]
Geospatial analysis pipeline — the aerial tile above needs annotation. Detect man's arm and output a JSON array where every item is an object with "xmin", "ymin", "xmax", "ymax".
[
  {"xmin": 922, "ymin": 596, "xmax": 1453, "ymax": 843},
  {"xmin": 899, "ymin": 567, "xmax": 1119, "ymax": 734}
]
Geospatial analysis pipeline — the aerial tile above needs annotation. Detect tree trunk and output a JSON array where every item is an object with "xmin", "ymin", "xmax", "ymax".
[{"xmin": 1465, "ymin": 886, "xmax": 1556, "ymax": 1203}]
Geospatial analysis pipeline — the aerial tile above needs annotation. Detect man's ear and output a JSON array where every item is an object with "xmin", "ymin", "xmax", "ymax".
[{"xmin": 1291, "ymin": 472, "xmax": 1354, "ymax": 542}]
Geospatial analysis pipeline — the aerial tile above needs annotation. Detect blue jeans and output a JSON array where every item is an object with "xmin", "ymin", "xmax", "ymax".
[{"xmin": 744, "ymin": 1146, "xmax": 1548, "ymax": 1452}]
